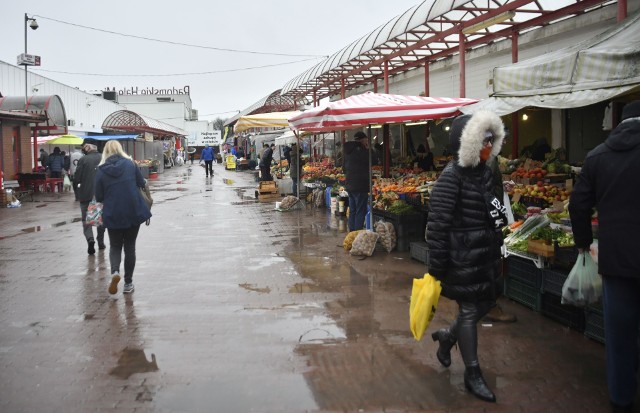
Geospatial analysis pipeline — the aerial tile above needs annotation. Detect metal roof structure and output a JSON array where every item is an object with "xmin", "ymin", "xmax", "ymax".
[
  {"xmin": 0, "ymin": 95, "xmax": 67, "ymax": 135},
  {"xmin": 102, "ymin": 110, "xmax": 188, "ymax": 137},
  {"xmin": 281, "ymin": 0, "xmax": 618, "ymax": 104},
  {"xmin": 224, "ymin": 89, "xmax": 297, "ymax": 127}
]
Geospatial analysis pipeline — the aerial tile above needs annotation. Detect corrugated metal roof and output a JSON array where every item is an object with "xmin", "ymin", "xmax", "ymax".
[{"xmin": 281, "ymin": 0, "xmax": 616, "ymax": 103}]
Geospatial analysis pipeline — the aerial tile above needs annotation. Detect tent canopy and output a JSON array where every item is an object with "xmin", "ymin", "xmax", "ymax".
[
  {"xmin": 288, "ymin": 92, "xmax": 478, "ymax": 132},
  {"xmin": 462, "ymin": 12, "xmax": 640, "ymax": 116},
  {"xmin": 234, "ymin": 111, "xmax": 301, "ymax": 133}
]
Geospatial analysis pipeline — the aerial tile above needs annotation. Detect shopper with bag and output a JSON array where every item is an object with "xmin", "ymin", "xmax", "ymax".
[
  {"xmin": 74, "ymin": 143, "xmax": 105, "ymax": 255},
  {"xmin": 95, "ymin": 140, "xmax": 151, "ymax": 295},
  {"xmin": 426, "ymin": 110, "xmax": 506, "ymax": 403},
  {"xmin": 199, "ymin": 144, "xmax": 215, "ymax": 177},
  {"xmin": 569, "ymin": 100, "xmax": 640, "ymax": 413}
]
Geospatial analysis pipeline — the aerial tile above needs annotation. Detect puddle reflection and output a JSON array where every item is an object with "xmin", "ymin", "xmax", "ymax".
[{"xmin": 109, "ymin": 348, "xmax": 159, "ymax": 379}]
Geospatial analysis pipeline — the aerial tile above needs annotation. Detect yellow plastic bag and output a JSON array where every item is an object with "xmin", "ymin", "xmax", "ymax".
[{"xmin": 409, "ymin": 273, "xmax": 442, "ymax": 341}]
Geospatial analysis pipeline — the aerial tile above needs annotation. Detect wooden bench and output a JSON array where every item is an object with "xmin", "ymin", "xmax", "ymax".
[{"xmin": 4, "ymin": 180, "xmax": 34, "ymax": 202}]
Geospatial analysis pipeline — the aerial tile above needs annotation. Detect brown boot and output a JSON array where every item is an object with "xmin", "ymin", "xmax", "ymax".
[{"xmin": 483, "ymin": 304, "xmax": 517, "ymax": 323}]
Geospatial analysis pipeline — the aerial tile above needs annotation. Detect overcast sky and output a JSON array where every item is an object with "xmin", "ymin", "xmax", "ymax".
[{"xmin": 1, "ymin": 0, "xmax": 423, "ymax": 122}]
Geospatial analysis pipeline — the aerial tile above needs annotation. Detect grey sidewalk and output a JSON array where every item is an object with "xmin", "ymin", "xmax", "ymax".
[{"xmin": 0, "ymin": 162, "xmax": 615, "ymax": 412}]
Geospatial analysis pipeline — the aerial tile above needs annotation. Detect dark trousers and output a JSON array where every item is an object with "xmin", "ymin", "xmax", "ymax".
[
  {"xmin": 603, "ymin": 275, "xmax": 640, "ymax": 407},
  {"xmin": 348, "ymin": 192, "xmax": 368, "ymax": 231},
  {"xmin": 450, "ymin": 300, "xmax": 494, "ymax": 367},
  {"xmin": 50, "ymin": 171, "xmax": 61, "ymax": 178},
  {"xmin": 80, "ymin": 201, "xmax": 105, "ymax": 244},
  {"xmin": 260, "ymin": 166, "xmax": 272, "ymax": 181},
  {"xmin": 108, "ymin": 225, "xmax": 141, "ymax": 284},
  {"xmin": 204, "ymin": 160, "xmax": 213, "ymax": 176}
]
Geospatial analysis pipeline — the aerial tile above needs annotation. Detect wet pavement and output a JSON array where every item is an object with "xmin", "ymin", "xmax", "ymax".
[{"xmin": 0, "ymin": 162, "xmax": 616, "ymax": 412}]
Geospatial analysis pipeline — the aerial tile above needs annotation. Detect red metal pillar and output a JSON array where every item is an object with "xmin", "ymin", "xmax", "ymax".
[
  {"xmin": 511, "ymin": 33, "xmax": 519, "ymax": 159},
  {"xmin": 313, "ymin": 90, "xmax": 317, "ymax": 107},
  {"xmin": 424, "ymin": 61, "xmax": 430, "ymax": 96},
  {"xmin": 373, "ymin": 77, "xmax": 378, "ymax": 93},
  {"xmin": 459, "ymin": 32, "xmax": 466, "ymax": 98},
  {"xmin": 384, "ymin": 60, "xmax": 389, "ymax": 93},
  {"xmin": 618, "ymin": 0, "xmax": 627, "ymax": 21},
  {"xmin": 32, "ymin": 127, "xmax": 38, "ymax": 171},
  {"xmin": 341, "ymin": 78, "xmax": 345, "ymax": 99}
]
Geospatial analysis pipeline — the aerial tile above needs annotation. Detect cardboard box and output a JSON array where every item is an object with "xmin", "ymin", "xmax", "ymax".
[
  {"xmin": 258, "ymin": 192, "xmax": 281, "ymax": 201},
  {"xmin": 527, "ymin": 239, "xmax": 555, "ymax": 257}
]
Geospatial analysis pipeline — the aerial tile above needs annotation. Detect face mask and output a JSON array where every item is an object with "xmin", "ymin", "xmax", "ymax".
[{"xmin": 480, "ymin": 146, "xmax": 492, "ymax": 162}]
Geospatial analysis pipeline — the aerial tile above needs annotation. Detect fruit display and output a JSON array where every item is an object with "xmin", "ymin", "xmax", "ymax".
[
  {"xmin": 510, "ymin": 166, "xmax": 547, "ymax": 180},
  {"xmin": 301, "ymin": 161, "xmax": 344, "ymax": 183},
  {"xmin": 509, "ymin": 181, "xmax": 570, "ymax": 206}
]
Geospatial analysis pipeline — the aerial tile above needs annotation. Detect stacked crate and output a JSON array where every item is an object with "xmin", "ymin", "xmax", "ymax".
[{"xmin": 256, "ymin": 181, "xmax": 280, "ymax": 201}]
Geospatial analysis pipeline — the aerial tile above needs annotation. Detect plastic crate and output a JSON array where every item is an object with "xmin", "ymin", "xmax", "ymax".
[
  {"xmin": 505, "ymin": 277, "xmax": 541, "ymax": 311},
  {"xmin": 372, "ymin": 209, "xmax": 423, "ymax": 252},
  {"xmin": 552, "ymin": 242, "xmax": 579, "ymax": 271},
  {"xmin": 542, "ymin": 268, "xmax": 568, "ymax": 296},
  {"xmin": 540, "ymin": 293, "xmax": 585, "ymax": 332},
  {"xmin": 410, "ymin": 242, "xmax": 429, "ymax": 264},
  {"xmin": 585, "ymin": 303, "xmax": 605, "ymax": 344},
  {"xmin": 506, "ymin": 256, "xmax": 542, "ymax": 289}
]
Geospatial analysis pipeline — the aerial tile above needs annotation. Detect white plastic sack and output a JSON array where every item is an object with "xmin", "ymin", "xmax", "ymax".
[{"xmin": 561, "ymin": 251, "xmax": 602, "ymax": 307}]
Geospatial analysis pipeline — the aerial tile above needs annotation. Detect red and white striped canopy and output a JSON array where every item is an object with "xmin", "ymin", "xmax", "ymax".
[{"xmin": 288, "ymin": 92, "xmax": 478, "ymax": 133}]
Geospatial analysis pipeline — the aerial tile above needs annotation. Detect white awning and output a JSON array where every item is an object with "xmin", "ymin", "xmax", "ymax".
[{"xmin": 462, "ymin": 12, "xmax": 640, "ymax": 116}]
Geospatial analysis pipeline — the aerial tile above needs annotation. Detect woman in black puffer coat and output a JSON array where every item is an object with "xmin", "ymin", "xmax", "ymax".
[{"xmin": 426, "ymin": 110, "xmax": 505, "ymax": 403}]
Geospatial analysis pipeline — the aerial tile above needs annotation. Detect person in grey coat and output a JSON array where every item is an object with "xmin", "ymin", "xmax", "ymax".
[{"xmin": 73, "ymin": 143, "xmax": 105, "ymax": 255}]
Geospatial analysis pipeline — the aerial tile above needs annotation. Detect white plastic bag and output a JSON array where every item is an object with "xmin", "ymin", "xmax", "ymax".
[
  {"xmin": 350, "ymin": 231, "xmax": 380, "ymax": 257},
  {"xmin": 561, "ymin": 251, "xmax": 602, "ymax": 307},
  {"xmin": 375, "ymin": 220, "xmax": 396, "ymax": 252}
]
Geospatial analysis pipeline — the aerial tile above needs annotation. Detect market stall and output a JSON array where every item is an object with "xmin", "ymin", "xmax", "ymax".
[{"xmin": 289, "ymin": 92, "xmax": 478, "ymax": 248}]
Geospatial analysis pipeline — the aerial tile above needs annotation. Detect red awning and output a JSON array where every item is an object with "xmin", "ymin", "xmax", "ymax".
[{"xmin": 288, "ymin": 92, "xmax": 478, "ymax": 132}]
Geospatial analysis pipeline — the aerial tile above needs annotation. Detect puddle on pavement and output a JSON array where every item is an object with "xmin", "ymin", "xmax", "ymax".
[
  {"xmin": 0, "ymin": 217, "xmax": 83, "ymax": 240},
  {"xmin": 109, "ymin": 348, "xmax": 159, "ymax": 379},
  {"xmin": 288, "ymin": 282, "xmax": 325, "ymax": 293},
  {"xmin": 239, "ymin": 283, "xmax": 271, "ymax": 294}
]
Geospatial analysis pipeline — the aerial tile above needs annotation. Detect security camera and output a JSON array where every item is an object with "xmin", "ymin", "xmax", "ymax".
[{"xmin": 29, "ymin": 19, "xmax": 38, "ymax": 30}]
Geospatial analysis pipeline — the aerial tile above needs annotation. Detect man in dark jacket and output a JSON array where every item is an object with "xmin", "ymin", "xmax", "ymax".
[
  {"xmin": 426, "ymin": 110, "xmax": 506, "ymax": 403},
  {"xmin": 259, "ymin": 144, "xmax": 274, "ymax": 181},
  {"xmin": 47, "ymin": 147, "xmax": 65, "ymax": 178},
  {"xmin": 569, "ymin": 100, "xmax": 640, "ymax": 413},
  {"xmin": 73, "ymin": 143, "xmax": 105, "ymax": 255},
  {"xmin": 344, "ymin": 131, "xmax": 377, "ymax": 231}
]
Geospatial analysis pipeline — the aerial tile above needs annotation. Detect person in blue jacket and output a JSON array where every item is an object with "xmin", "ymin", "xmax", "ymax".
[
  {"xmin": 199, "ymin": 144, "xmax": 215, "ymax": 177},
  {"xmin": 95, "ymin": 140, "xmax": 151, "ymax": 295}
]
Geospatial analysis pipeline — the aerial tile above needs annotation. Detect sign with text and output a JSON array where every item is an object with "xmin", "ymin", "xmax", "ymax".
[
  {"xmin": 103, "ymin": 86, "xmax": 190, "ymax": 96},
  {"xmin": 188, "ymin": 131, "xmax": 222, "ymax": 147},
  {"xmin": 17, "ymin": 53, "xmax": 41, "ymax": 66}
]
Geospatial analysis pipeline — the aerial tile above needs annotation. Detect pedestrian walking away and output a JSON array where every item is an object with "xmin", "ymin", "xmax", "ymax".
[
  {"xmin": 426, "ymin": 110, "xmax": 506, "ymax": 403},
  {"xmin": 95, "ymin": 140, "xmax": 152, "ymax": 295},
  {"xmin": 47, "ymin": 147, "xmax": 65, "ymax": 178},
  {"xmin": 200, "ymin": 144, "xmax": 214, "ymax": 177},
  {"xmin": 344, "ymin": 131, "xmax": 377, "ymax": 231},
  {"xmin": 73, "ymin": 143, "xmax": 105, "ymax": 255},
  {"xmin": 569, "ymin": 100, "xmax": 640, "ymax": 413}
]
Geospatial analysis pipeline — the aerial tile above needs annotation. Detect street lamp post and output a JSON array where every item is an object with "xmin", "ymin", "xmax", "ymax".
[{"xmin": 24, "ymin": 13, "xmax": 38, "ymax": 106}]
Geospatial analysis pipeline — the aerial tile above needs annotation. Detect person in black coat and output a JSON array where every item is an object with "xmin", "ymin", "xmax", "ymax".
[
  {"xmin": 426, "ymin": 110, "xmax": 506, "ymax": 403},
  {"xmin": 569, "ymin": 100, "xmax": 640, "ymax": 412},
  {"xmin": 414, "ymin": 144, "xmax": 434, "ymax": 171},
  {"xmin": 344, "ymin": 131, "xmax": 377, "ymax": 231},
  {"xmin": 73, "ymin": 143, "xmax": 105, "ymax": 254},
  {"xmin": 259, "ymin": 144, "xmax": 275, "ymax": 181}
]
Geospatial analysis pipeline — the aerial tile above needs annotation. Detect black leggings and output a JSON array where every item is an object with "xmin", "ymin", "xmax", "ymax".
[
  {"xmin": 108, "ymin": 225, "xmax": 140, "ymax": 284},
  {"xmin": 449, "ymin": 300, "xmax": 494, "ymax": 368}
]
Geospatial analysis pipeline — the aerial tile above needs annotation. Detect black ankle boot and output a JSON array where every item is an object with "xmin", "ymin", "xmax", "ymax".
[
  {"xmin": 431, "ymin": 328, "xmax": 456, "ymax": 367},
  {"xmin": 464, "ymin": 365, "xmax": 496, "ymax": 403}
]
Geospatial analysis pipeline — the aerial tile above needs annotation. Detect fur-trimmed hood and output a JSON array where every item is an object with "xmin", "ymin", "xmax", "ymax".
[{"xmin": 449, "ymin": 110, "xmax": 505, "ymax": 168}]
